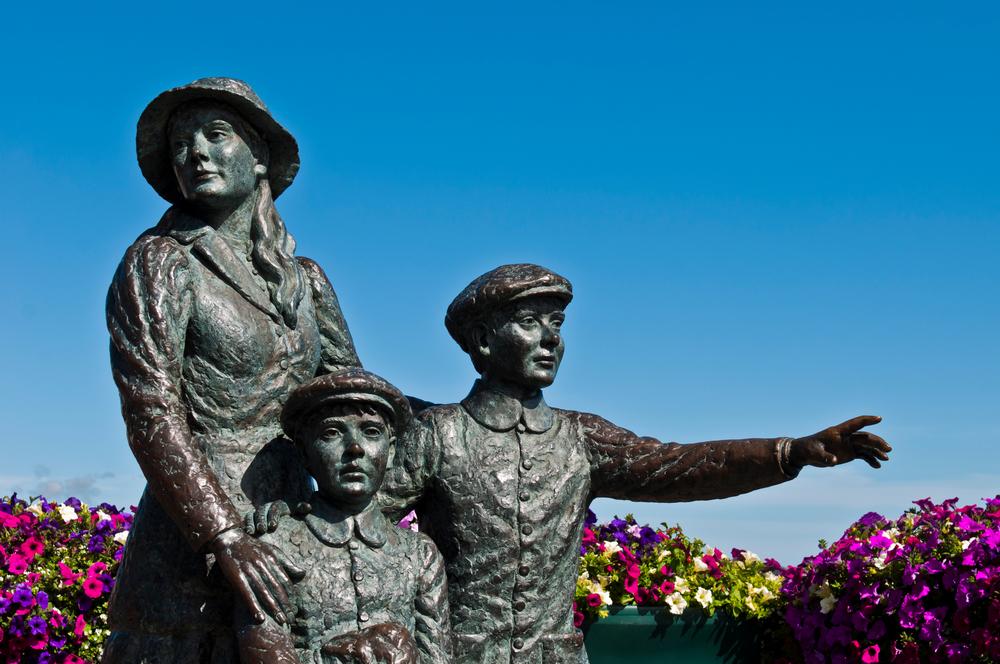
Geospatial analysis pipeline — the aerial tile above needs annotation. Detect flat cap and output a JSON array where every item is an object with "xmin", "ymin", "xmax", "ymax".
[
  {"xmin": 445, "ymin": 264, "xmax": 573, "ymax": 351},
  {"xmin": 281, "ymin": 369, "xmax": 412, "ymax": 439}
]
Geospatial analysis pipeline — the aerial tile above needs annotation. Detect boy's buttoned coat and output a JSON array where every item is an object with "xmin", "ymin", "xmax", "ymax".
[{"xmin": 381, "ymin": 380, "xmax": 798, "ymax": 664}]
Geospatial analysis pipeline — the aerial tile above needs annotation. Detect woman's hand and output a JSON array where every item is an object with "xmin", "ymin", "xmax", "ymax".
[{"xmin": 209, "ymin": 527, "xmax": 299, "ymax": 624}]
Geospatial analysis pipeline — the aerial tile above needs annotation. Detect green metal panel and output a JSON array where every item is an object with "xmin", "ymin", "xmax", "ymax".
[{"xmin": 582, "ymin": 606, "xmax": 761, "ymax": 663}]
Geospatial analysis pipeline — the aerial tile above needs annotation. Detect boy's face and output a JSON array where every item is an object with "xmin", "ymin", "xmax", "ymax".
[
  {"xmin": 301, "ymin": 409, "xmax": 392, "ymax": 508},
  {"xmin": 481, "ymin": 296, "xmax": 566, "ymax": 390}
]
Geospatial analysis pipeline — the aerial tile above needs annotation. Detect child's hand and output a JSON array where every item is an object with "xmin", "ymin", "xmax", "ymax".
[
  {"xmin": 243, "ymin": 500, "xmax": 312, "ymax": 535},
  {"xmin": 322, "ymin": 622, "xmax": 420, "ymax": 664}
]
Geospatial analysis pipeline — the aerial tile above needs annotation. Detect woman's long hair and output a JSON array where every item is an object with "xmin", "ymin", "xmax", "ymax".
[{"xmin": 250, "ymin": 176, "xmax": 305, "ymax": 329}]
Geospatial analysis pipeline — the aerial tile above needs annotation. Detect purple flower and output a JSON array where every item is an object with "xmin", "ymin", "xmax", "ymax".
[
  {"xmin": 27, "ymin": 616, "xmax": 46, "ymax": 636},
  {"xmin": 64, "ymin": 497, "xmax": 82, "ymax": 508},
  {"xmin": 857, "ymin": 512, "xmax": 884, "ymax": 527},
  {"xmin": 88, "ymin": 534, "xmax": 106, "ymax": 553},
  {"xmin": 78, "ymin": 595, "xmax": 93, "ymax": 612},
  {"xmin": 50, "ymin": 636, "xmax": 67, "ymax": 648},
  {"xmin": 36, "ymin": 590, "xmax": 49, "ymax": 609},
  {"xmin": 12, "ymin": 583, "xmax": 33, "ymax": 607},
  {"xmin": 0, "ymin": 596, "xmax": 11, "ymax": 614}
]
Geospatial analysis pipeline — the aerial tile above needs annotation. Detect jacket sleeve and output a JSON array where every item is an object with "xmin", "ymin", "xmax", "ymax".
[
  {"xmin": 107, "ymin": 235, "xmax": 242, "ymax": 550},
  {"xmin": 413, "ymin": 533, "xmax": 454, "ymax": 664},
  {"xmin": 377, "ymin": 409, "xmax": 443, "ymax": 523},
  {"xmin": 296, "ymin": 256, "xmax": 361, "ymax": 373},
  {"xmin": 581, "ymin": 412, "xmax": 800, "ymax": 503}
]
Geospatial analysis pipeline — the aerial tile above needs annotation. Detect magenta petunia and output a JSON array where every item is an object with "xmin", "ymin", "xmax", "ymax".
[
  {"xmin": 20, "ymin": 538, "xmax": 44, "ymax": 559},
  {"xmin": 82, "ymin": 575, "xmax": 104, "ymax": 599},
  {"xmin": 7, "ymin": 553, "xmax": 28, "ymax": 575}
]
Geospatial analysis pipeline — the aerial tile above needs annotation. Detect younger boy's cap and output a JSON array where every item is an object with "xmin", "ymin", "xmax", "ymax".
[
  {"xmin": 445, "ymin": 264, "xmax": 573, "ymax": 352},
  {"xmin": 281, "ymin": 368, "xmax": 412, "ymax": 439}
]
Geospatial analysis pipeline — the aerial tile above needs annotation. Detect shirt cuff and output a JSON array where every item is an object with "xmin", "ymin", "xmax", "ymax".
[{"xmin": 776, "ymin": 437, "xmax": 802, "ymax": 480}]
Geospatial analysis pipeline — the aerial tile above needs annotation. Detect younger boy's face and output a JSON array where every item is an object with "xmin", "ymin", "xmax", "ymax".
[
  {"xmin": 483, "ymin": 296, "xmax": 566, "ymax": 390},
  {"xmin": 301, "ymin": 410, "xmax": 391, "ymax": 508}
]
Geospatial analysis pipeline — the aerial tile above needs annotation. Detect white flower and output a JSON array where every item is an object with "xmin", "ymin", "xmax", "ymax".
[
  {"xmin": 114, "ymin": 531, "xmax": 128, "ymax": 545},
  {"xmin": 819, "ymin": 595, "xmax": 837, "ymax": 614},
  {"xmin": 627, "ymin": 524, "xmax": 642, "ymax": 537},
  {"xmin": 97, "ymin": 510, "xmax": 112, "ymax": 522},
  {"xmin": 812, "ymin": 580, "xmax": 832, "ymax": 599},
  {"xmin": 580, "ymin": 570, "xmax": 590, "ymax": 582},
  {"xmin": 745, "ymin": 596, "xmax": 756, "ymax": 611},
  {"xmin": 758, "ymin": 587, "xmax": 775, "ymax": 602},
  {"xmin": 692, "ymin": 557, "xmax": 710, "ymax": 573},
  {"xmin": 883, "ymin": 527, "xmax": 900, "ymax": 540},
  {"xmin": 873, "ymin": 551, "xmax": 888, "ymax": 569},
  {"xmin": 673, "ymin": 577, "xmax": 691, "ymax": 594},
  {"xmin": 26, "ymin": 503, "xmax": 44, "ymax": 517},
  {"xmin": 58, "ymin": 505, "xmax": 78, "ymax": 523},
  {"xmin": 597, "ymin": 575, "xmax": 611, "ymax": 589},
  {"xmin": 962, "ymin": 538, "xmax": 976, "ymax": 551},
  {"xmin": 741, "ymin": 550, "xmax": 761, "ymax": 564},
  {"xmin": 666, "ymin": 593, "xmax": 688, "ymax": 615},
  {"xmin": 764, "ymin": 571, "xmax": 782, "ymax": 584},
  {"xmin": 603, "ymin": 540, "xmax": 622, "ymax": 555},
  {"xmin": 597, "ymin": 588, "xmax": 612, "ymax": 606},
  {"xmin": 694, "ymin": 587, "xmax": 713, "ymax": 608}
]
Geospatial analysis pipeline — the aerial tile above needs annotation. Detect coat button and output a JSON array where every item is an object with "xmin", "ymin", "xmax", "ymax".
[
  {"xmin": 521, "ymin": 524, "xmax": 533, "ymax": 535},
  {"xmin": 516, "ymin": 423, "xmax": 526, "ymax": 433},
  {"xmin": 519, "ymin": 491, "xmax": 530, "ymax": 501},
  {"xmin": 513, "ymin": 638, "xmax": 524, "ymax": 650},
  {"xmin": 280, "ymin": 359, "xmax": 290, "ymax": 369},
  {"xmin": 522, "ymin": 460, "xmax": 532, "ymax": 470},
  {"xmin": 519, "ymin": 565, "xmax": 530, "ymax": 576},
  {"xmin": 246, "ymin": 254, "xmax": 253, "ymax": 261},
  {"xmin": 359, "ymin": 612, "xmax": 369, "ymax": 622},
  {"xmin": 348, "ymin": 540, "xmax": 359, "ymax": 550},
  {"xmin": 275, "ymin": 327, "xmax": 284, "ymax": 337},
  {"xmin": 492, "ymin": 575, "xmax": 503, "ymax": 585},
  {"xmin": 354, "ymin": 571, "xmax": 364, "ymax": 581},
  {"xmin": 514, "ymin": 600, "xmax": 526, "ymax": 611}
]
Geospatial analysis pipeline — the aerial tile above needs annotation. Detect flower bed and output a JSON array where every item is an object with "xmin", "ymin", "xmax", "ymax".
[
  {"xmin": 781, "ymin": 497, "xmax": 1000, "ymax": 664},
  {"xmin": 7, "ymin": 496, "xmax": 999, "ymax": 663},
  {"xmin": 0, "ymin": 494, "xmax": 131, "ymax": 664},
  {"xmin": 574, "ymin": 510, "xmax": 786, "ymax": 624}
]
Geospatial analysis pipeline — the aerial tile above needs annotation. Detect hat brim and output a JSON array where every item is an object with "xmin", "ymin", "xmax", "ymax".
[{"xmin": 136, "ymin": 83, "xmax": 300, "ymax": 205}]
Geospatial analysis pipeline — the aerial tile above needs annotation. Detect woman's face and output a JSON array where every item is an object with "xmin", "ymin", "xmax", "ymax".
[{"xmin": 169, "ymin": 105, "xmax": 260, "ymax": 211}]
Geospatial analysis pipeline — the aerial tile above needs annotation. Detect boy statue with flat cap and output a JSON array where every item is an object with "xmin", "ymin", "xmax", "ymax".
[
  {"xmin": 237, "ymin": 369, "xmax": 452, "ymax": 664},
  {"xmin": 378, "ymin": 263, "xmax": 891, "ymax": 664}
]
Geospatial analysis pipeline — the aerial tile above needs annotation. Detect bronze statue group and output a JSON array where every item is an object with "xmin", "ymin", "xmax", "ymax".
[{"xmin": 104, "ymin": 79, "xmax": 891, "ymax": 664}]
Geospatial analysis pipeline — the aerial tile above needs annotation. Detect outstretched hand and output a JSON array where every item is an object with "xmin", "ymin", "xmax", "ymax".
[
  {"xmin": 243, "ymin": 500, "xmax": 312, "ymax": 536},
  {"xmin": 210, "ymin": 527, "xmax": 302, "ymax": 625},
  {"xmin": 789, "ymin": 416, "xmax": 891, "ymax": 469}
]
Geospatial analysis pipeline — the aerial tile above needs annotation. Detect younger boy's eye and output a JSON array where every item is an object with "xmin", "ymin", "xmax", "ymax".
[
  {"xmin": 518, "ymin": 316, "xmax": 537, "ymax": 327},
  {"xmin": 364, "ymin": 426, "xmax": 383, "ymax": 438},
  {"xmin": 321, "ymin": 428, "xmax": 342, "ymax": 440}
]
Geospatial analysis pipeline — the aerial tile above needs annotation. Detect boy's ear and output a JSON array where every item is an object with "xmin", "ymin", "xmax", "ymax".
[{"xmin": 469, "ymin": 322, "xmax": 493, "ymax": 359}]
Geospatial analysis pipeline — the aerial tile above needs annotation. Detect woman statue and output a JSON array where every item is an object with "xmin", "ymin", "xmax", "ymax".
[{"xmin": 104, "ymin": 78, "xmax": 361, "ymax": 662}]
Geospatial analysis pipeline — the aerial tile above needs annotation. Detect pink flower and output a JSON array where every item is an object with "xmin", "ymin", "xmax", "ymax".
[
  {"xmin": 87, "ymin": 561, "xmax": 107, "ymax": 576},
  {"xmin": 50, "ymin": 609, "xmax": 66, "ymax": 629},
  {"xmin": 82, "ymin": 575, "xmax": 104, "ymax": 598},
  {"xmin": 19, "ymin": 538, "xmax": 43, "ymax": 560},
  {"xmin": 586, "ymin": 593, "xmax": 602, "ymax": 608},
  {"xmin": 7, "ymin": 554, "xmax": 28, "ymax": 575},
  {"xmin": 59, "ymin": 561, "xmax": 82, "ymax": 586},
  {"xmin": 74, "ymin": 614, "xmax": 86, "ymax": 638},
  {"xmin": 0, "ymin": 512, "xmax": 19, "ymax": 528},
  {"xmin": 25, "ymin": 573, "xmax": 41, "ymax": 586},
  {"xmin": 66, "ymin": 655, "xmax": 85, "ymax": 663},
  {"xmin": 860, "ymin": 645, "xmax": 879, "ymax": 663}
]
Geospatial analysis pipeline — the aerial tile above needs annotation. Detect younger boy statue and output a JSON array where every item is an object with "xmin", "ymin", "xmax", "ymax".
[
  {"xmin": 379, "ymin": 263, "xmax": 891, "ymax": 664},
  {"xmin": 238, "ymin": 369, "xmax": 453, "ymax": 664}
]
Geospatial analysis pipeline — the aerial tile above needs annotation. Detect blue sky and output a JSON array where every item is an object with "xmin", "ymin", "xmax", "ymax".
[{"xmin": 1, "ymin": 2, "xmax": 998, "ymax": 563}]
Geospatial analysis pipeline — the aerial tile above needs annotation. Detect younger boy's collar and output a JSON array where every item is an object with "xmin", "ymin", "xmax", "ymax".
[
  {"xmin": 461, "ymin": 380, "xmax": 554, "ymax": 433},
  {"xmin": 304, "ymin": 492, "xmax": 389, "ymax": 549}
]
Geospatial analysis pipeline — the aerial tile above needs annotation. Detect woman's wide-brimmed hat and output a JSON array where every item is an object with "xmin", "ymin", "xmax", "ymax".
[{"xmin": 136, "ymin": 77, "xmax": 300, "ymax": 204}]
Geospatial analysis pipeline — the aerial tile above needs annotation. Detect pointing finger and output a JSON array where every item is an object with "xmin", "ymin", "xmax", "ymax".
[{"xmin": 838, "ymin": 415, "xmax": 882, "ymax": 434}]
